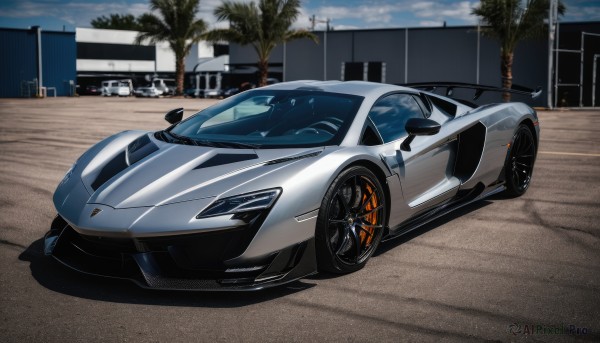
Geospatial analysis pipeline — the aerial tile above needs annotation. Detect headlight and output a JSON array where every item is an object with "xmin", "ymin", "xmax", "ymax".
[{"xmin": 197, "ymin": 188, "xmax": 282, "ymax": 219}]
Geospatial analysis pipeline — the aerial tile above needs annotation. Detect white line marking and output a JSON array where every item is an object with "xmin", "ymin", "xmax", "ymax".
[{"xmin": 539, "ymin": 151, "xmax": 600, "ymax": 157}]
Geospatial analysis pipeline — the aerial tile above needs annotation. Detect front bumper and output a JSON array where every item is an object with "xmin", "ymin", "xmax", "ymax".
[{"xmin": 44, "ymin": 216, "xmax": 316, "ymax": 291}]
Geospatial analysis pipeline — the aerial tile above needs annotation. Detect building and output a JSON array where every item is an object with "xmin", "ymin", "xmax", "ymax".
[
  {"xmin": 0, "ymin": 26, "xmax": 230, "ymax": 97},
  {"xmin": 0, "ymin": 27, "xmax": 76, "ymax": 97},
  {"xmin": 75, "ymin": 27, "xmax": 227, "ymax": 91},
  {"xmin": 229, "ymin": 22, "xmax": 600, "ymax": 107},
  {"xmin": 2, "ymin": 22, "xmax": 598, "ymax": 105}
]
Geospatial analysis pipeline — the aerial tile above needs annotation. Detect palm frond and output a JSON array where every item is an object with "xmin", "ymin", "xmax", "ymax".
[
  {"xmin": 135, "ymin": 0, "xmax": 207, "ymax": 95},
  {"xmin": 286, "ymin": 29, "xmax": 318, "ymax": 44},
  {"xmin": 473, "ymin": 0, "xmax": 566, "ymax": 53},
  {"xmin": 204, "ymin": 28, "xmax": 249, "ymax": 45},
  {"xmin": 135, "ymin": 13, "xmax": 171, "ymax": 44},
  {"xmin": 208, "ymin": 0, "xmax": 317, "ymax": 86}
]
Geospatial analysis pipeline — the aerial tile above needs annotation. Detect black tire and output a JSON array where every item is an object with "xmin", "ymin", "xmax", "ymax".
[
  {"xmin": 316, "ymin": 166, "xmax": 386, "ymax": 274},
  {"xmin": 504, "ymin": 124, "xmax": 536, "ymax": 197}
]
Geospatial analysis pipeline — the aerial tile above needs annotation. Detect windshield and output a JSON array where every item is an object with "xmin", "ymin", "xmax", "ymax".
[{"xmin": 167, "ymin": 89, "xmax": 364, "ymax": 148}]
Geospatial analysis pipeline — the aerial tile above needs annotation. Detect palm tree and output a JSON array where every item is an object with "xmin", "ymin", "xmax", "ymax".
[
  {"xmin": 206, "ymin": 0, "xmax": 317, "ymax": 87},
  {"xmin": 135, "ymin": 0, "xmax": 207, "ymax": 95},
  {"xmin": 91, "ymin": 14, "xmax": 142, "ymax": 31},
  {"xmin": 472, "ymin": 0, "xmax": 565, "ymax": 101}
]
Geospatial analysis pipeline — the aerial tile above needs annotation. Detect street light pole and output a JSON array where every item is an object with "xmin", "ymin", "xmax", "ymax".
[
  {"xmin": 547, "ymin": 0, "xmax": 558, "ymax": 109},
  {"xmin": 310, "ymin": 15, "xmax": 331, "ymax": 81}
]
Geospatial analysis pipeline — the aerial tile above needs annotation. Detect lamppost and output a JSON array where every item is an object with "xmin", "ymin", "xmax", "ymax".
[
  {"xmin": 547, "ymin": 0, "xmax": 558, "ymax": 109},
  {"xmin": 310, "ymin": 15, "xmax": 331, "ymax": 80}
]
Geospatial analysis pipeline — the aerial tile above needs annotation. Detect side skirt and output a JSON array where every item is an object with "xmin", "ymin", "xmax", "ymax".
[{"xmin": 382, "ymin": 183, "xmax": 505, "ymax": 242}]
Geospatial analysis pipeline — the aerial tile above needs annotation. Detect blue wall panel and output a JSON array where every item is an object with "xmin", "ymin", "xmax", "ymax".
[
  {"xmin": 0, "ymin": 28, "xmax": 75, "ymax": 98},
  {"xmin": 0, "ymin": 28, "xmax": 37, "ymax": 98},
  {"xmin": 42, "ymin": 32, "xmax": 76, "ymax": 96}
]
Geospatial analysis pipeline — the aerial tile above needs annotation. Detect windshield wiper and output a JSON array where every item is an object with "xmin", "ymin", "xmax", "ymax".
[
  {"xmin": 155, "ymin": 130, "xmax": 169, "ymax": 142},
  {"xmin": 213, "ymin": 141, "xmax": 260, "ymax": 149},
  {"xmin": 160, "ymin": 132, "xmax": 259, "ymax": 149},
  {"xmin": 165, "ymin": 131, "xmax": 198, "ymax": 146},
  {"xmin": 192, "ymin": 139, "xmax": 221, "ymax": 148}
]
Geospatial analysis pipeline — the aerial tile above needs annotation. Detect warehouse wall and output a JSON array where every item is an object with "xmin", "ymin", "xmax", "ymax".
[
  {"xmin": 552, "ymin": 22, "xmax": 600, "ymax": 107},
  {"xmin": 42, "ymin": 31, "xmax": 77, "ymax": 96},
  {"xmin": 230, "ymin": 23, "xmax": 600, "ymax": 107},
  {"xmin": 0, "ymin": 27, "xmax": 76, "ymax": 97},
  {"xmin": 0, "ymin": 28, "xmax": 37, "ymax": 98}
]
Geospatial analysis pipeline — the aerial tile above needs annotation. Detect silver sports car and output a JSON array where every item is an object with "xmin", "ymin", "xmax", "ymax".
[{"xmin": 45, "ymin": 80, "xmax": 540, "ymax": 290}]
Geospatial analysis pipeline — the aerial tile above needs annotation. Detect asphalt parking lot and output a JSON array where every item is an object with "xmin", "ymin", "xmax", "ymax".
[{"xmin": 0, "ymin": 96, "xmax": 599, "ymax": 342}]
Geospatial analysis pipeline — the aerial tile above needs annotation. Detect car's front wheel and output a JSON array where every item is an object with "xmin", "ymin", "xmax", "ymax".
[{"xmin": 316, "ymin": 166, "xmax": 386, "ymax": 274}]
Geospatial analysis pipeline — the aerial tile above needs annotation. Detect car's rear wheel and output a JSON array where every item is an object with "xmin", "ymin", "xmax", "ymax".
[
  {"xmin": 316, "ymin": 166, "xmax": 386, "ymax": 274},
  {"xmin": 504, "ymin": 124, "xmax": 536, "ymax": 197}
]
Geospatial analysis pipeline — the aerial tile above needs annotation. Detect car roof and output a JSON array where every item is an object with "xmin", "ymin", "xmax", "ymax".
[{"xmin": 265, "ymin": 80, "xmax": 418, "ymax": 98}]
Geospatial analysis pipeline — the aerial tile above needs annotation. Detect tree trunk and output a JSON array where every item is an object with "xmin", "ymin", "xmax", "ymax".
[
  {"xmin": 258, "ymin": 59, "xmax": 268, "ymax": 87},
  {"xmin": 500, "ymin": 51, "xmax": 514, "ymax": 102},
  {"xmin": 175, "ymin": 53, "xmax": 185, "ymax": 96}
]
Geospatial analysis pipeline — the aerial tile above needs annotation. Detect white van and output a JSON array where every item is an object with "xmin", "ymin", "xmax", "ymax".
[{"xmin": 101, "ymin": 80, "xmax": 132, "ymax": 97}]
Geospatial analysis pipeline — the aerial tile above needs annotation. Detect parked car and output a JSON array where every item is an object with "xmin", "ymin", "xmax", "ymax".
[
  {"xmin": 133, "ymin": 86, "xmax": 161, "ymax": 98},
  {"xmin": 205, "ymin": 89, "xmax": 223, "ymax": 98},
  {"xmin": 184, "ymin": 88, "xmax": 223, "ymax": 98},
  {"xmin": 80, "ymin": 85, "xmax": 101, "ymax": 96},
  {"xmin": 222, "ymin": 79, "xmax": 279, "ymax": 99},
  {"xmin": 101, "ymin": 80, "xmax": 132, "ymax": 97},
  {"xmin": 222, "ymin": 87, "xmax": 240, "ymax": 98},
  {"xmin": 135, "ymin": 78, "xmax": 176, "ymax": 97},
  {"xmin": 184, "ymin": 88, "xmax": 205, "ymax": 98},
  {"xmin": 45, "ymin": 80, "xmax": 540, "ymax": 290}
]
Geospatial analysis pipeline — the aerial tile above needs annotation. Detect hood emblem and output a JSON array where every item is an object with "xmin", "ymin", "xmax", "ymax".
[{"xmin": 90, "ymin": 208, "xmax": 102, "ymax": 217}]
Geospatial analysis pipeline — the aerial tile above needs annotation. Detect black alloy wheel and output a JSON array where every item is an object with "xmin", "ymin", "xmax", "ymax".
[
  {"xmin": 316, "ymin": 166, "xmax": 386, "ymax": 273},
  {"xmin": 505, "ymin": 124, "xmax": 536, "ymax": 197}
]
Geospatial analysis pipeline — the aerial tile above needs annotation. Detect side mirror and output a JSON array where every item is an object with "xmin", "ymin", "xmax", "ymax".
[
  {"xmin": 400, "ymin": 118, "xmax": 441, "ymax": 151},
  {"xmin": 165, "ymin": 108, "xmax": 184, "ymax": 124}
]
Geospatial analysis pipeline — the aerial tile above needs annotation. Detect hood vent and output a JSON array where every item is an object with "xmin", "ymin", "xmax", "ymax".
[
  {"xmin": 127, "ymin": 134, "xmax": 159, "ymax": 165},
  {"xmin": 91, "ymin": 151, "xmax": 128, "ymax": 191},
  {"xmin": 194, "ymin": 153, "xmax": 259, "ymax": 169},
  {"xmin": 264, "ymin": 151, "xmax": 322, "ymax": 165},
  {"xmin": 91, "ymin": 134, "xmax": 158, "ymax": 191}
]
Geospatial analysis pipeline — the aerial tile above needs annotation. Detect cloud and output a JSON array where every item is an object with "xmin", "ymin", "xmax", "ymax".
[
  {"xmin": 562, "ymin": 5, "xmax": 600, "ymax": 21},
  {"xmin": 305, "ymin": 1, "xmax": 479, "ymax": 29},
  {"xmin": 419, "ymin": 20, "xmax": 445, "ymax": 27},
  {"xmin": 0, "ymin": 1, "xmax": 150, "ymax": 26},
  {"xmin": 411, "ymin": 1, "xmax": 477, "ymax": 23},
  {"xmin": 317, "ymin": 4, "xmax": 404, "ymax": 24},
  {"xmin": 332, "ymin": 24, "xmax": 360, "ymax": 30},
  {"xmin": 0, "ymin": 0, "xmax": 598, "ymax": 31}
]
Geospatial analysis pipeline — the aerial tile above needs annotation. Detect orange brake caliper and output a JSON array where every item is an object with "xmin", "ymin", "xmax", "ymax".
[{"xmin": 360, "ymin": 184, "xmax": 377, "ymax": 246}]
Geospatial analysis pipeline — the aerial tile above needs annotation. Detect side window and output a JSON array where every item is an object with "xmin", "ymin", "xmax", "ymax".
[{"xmin": 368, "ymin": 93, "xmax": 424, "ymax": 143}]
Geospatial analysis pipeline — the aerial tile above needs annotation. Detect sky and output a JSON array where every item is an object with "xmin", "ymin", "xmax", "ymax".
[{"xmin": 0, "ymin": 0, "xmax": 599, "ymax": 32}]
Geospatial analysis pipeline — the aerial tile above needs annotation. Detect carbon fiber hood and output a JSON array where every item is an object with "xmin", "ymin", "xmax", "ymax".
[{"xmin": 83, "ymin": 134, "xmax": 323, "ymax": 209}]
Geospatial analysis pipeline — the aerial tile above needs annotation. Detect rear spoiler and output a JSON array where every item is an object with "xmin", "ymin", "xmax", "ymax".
[{"xmin": 400, "ymin": 82, "xmax": 542, "ymax": 101}]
